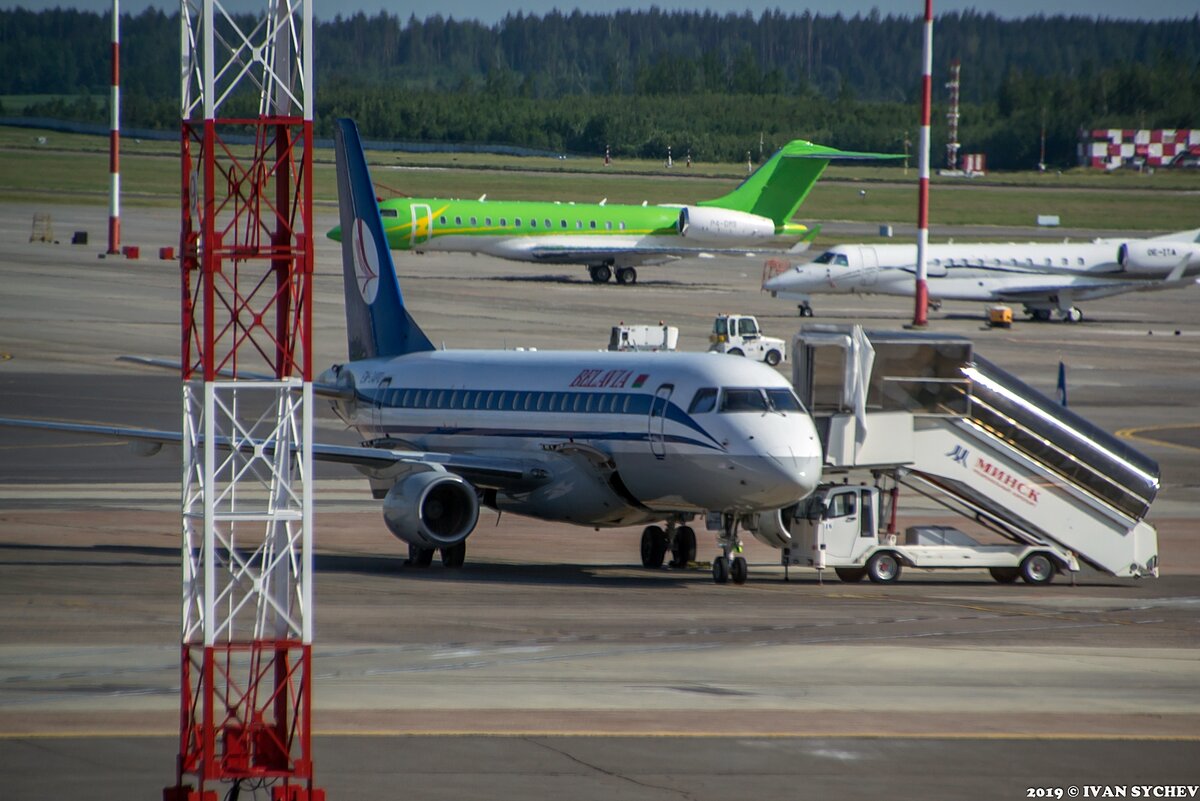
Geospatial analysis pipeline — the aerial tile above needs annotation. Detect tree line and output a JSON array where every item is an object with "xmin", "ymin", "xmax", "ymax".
[{"xmin": 1, "ymin": 8, "xmax": 1197, "ymax": 169}]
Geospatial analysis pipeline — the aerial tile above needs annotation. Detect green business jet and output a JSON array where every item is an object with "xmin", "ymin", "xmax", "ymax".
[{"xmin": 329, "ymin": 139, "xmax": 897, "ymax": 284}]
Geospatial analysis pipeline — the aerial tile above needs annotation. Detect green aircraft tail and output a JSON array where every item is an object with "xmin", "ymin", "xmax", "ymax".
[{"xmin": 700, "ymin": 140, "xmax": 900, "ymax": 227}]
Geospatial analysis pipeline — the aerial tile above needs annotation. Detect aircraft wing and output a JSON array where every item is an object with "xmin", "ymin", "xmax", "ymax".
[
  {"xmin": 524, "ymin": 240, "xmax": 812, "ymax": 268},
  {"xmin": 993, "ymin": 275, "xmax": 1199, "ymax": 304},
  {"xmin": 0, "ymin": 417, "xmax": 549, "ymax": 492}
]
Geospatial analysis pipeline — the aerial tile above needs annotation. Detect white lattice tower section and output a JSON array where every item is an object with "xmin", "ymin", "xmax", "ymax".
[{"xmin": 945, "ymin": 59, "xmax": 960, "ymax": 171}]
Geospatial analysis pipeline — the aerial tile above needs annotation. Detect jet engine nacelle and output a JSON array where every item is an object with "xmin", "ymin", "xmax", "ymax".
[
  {"xmin": 677, "ymin": 206, "xmax": 776, "ymax": 243},
  {"xmin": 382, "ymin": 471, "xmax": 480, "ymax": 550},
  {"xmin": 1118, "ymin": 242, "xmax": 1200, "ymax": 275},
  {"xmin": 745, "ymin": 504, "xmax": 798, "ymax": 550}
]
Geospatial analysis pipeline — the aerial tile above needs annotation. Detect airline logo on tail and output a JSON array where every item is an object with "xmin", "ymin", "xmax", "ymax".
[{"xmin": 351, "ymin": 217, "xmax": 381, "ymax": 305}]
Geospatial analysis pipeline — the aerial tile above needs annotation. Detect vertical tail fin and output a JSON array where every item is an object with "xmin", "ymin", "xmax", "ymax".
[
  {"xmin": 333, "ymin": 118, "xmax": 434, "ymax": 361},
  {"xmin": 699, "ymin": 140, "xmax": 902, "ymax": 228}
]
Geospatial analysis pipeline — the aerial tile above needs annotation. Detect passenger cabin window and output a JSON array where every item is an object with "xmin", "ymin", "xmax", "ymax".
[
  {"xmin": 439, "ymin": 216, "xmax": 447, "ymax": 224},
  {"xmin": 485, "ymin": 217, "xmax": 493, "ymax": 227},
  {"xmin": 689, "ymin": 387, "xmax": 718, "ymax": 413},
  {"xmin": 619, "ymin": 222, "xmax": 626, "ymax": 230},
  {"xmin": 589, "ymin": 220, "xmax": 597, "ymax": 229},
  {"xmin": 561, "ymin": 220, "xmax": 568, "ymax": 228},
  {"xmin": 544, "ymin": 219, "xmax": 552, "ymax": 229},
  {"xmin": 515, "ymin": 217, "xmax": 522, "ymax": 227},
  {"xmin": 720, "ymin": 388, "xmax": 768, "ymax": 413},
  {"xmin": 455, "ymin": 216, "xmax": 462, "ymax": 225},
  {"xmin": 470, "ymin": 216, "xmax": 477, "ymax": 226},
  {"xmin": 827, "ymin": 491, "xmax": 857, "ymax": 518},
  {"xmin": 500, "ymin": 218, "xmax": 508, "ymax": 227},
  {"xmin": 605, "ymin": 221, "xmax": 613, "ymax": 230},
  {"xmin": 531, "ymin": 219, "xmax": 537, "ymax": 228}
]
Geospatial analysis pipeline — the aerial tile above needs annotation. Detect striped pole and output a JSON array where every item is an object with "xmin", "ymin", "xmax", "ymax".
[
  {"xmin": 913, "ymin": 0, "xmax": 932, "ymax": 327},
  {"xmin": 107, "ymin": 0, "xmax": 120, "ymax": 254}
]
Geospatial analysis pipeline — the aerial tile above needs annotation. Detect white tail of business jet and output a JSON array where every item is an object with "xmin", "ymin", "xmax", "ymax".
[
  {"xmin": 319, "ymin": 118, "xmax": 823, "ymax": 583},
  {"xmin": 763, "ymin": 230, "xmax": 1200, "ymax": 322}
]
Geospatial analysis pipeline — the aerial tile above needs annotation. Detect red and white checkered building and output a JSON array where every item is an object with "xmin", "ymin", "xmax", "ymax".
[{"xmin": 1085, "ymin": 128, "xmax": 1200, "ymax": 169}]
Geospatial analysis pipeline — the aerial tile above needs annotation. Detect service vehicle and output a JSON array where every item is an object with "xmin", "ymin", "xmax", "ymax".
[
  {"xmin": 708, "ymin": 314, "xmax": 786, "ymax": 365},
  {"xmin": 608, "ymin": 322, "xmax": 678, "ymax": 352},
  {"xmin": 759, "ymin": 483, "xmax": 1075, "ymax": 584}
]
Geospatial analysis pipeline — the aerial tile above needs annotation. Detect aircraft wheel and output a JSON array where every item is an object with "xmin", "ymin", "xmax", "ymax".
[
  {"xmin": 1064, "ymin": 308, "xmax": 1083, "ymax": 323},
  {"xmin": 727, "ymin": 348, "xmax": 745, "ymax": 357},
  {"xmin": 615, "ymin": 267, "xmax": 637, "ymax": 285},
  {"xmin": 712, "ymin": 555, "xmax": 730, "ymax": 584},
  {"xmin": 764, "ymin": 349, "xmax": 782, "ymax": 367},
  {"xmin": 866, "ymin": 551, "xmax": 902, "ymax": 583},
  {"xmin": 671, "ymin": 526, "xmax": 697, "ymax": 567},
  {"xmin": 589, "ymin": 264, "xmax": 612, "ymax": 283},
  {"xmin": 989, "ymin": 567, "xmax": 1020, "ymax": 584},
  {"xmin": 440, "ymin": 542, "xmax": 466, "ymax": 568},
  {"xmin": 798, "ymin": 303, "xmax": 814, "ymax": 318},
  {"xmin": 1020, "ymin": 553, "xmax": 1056, "ymax": 585},
  {"xmin": 834, "ymin": 567, "xmax": 866, "ymax": 583},
  {"xmin": 408, "ymin": 545, "xmax": 435, "ymax": 568},
  {"xmin": 640, "ymin": 525, "xmax": 668, "ymax": 569},
  {"xmin": 730, "ymin": 556, "xmax": 748, "ymax": 585},
  {"xmin": 928, "ymin": 300, "xmax": 943, "ymax": 312}
]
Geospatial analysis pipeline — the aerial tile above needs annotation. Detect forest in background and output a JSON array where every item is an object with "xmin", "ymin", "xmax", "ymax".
[{"xmin": 1, "ymin": 8, "xmax": 1197, "ymax": 169}]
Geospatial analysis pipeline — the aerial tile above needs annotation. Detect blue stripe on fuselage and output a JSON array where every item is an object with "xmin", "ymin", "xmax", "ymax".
[{"xmin": 358, "ymin": 387, "xmax": 724, "ymax": 451}]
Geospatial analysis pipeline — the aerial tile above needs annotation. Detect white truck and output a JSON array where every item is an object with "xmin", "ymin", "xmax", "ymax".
[
  {"xmin": 708, "ymin": 314, "xmax": 786, "ymax": 366},
  {"xmin": 752, "ymin": 483, "xmax": 1077, "ymax": 584},
  {"xmin": 608, "ymin": 323, "xmax": 678, "ymax": 352}
]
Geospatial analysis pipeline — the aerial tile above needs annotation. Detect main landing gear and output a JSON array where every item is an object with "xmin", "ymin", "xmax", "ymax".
[
  {"xmin": 711, "ymin": 513, "xmax": 748, "ymax": 585},
  {"xmin": 407, "ymin": 542, "xmax": 466, "ymax": 568},
  {"xmin": 796, "ymin": 301, "xmax": 814, "ymax": 317},
  {"xmin": 588, "ymin": 263, "xmax": 638, "ymax": 285},
  {"xmin": 641, "ymin": 522, "xmax": 698, "ymax": 569}
]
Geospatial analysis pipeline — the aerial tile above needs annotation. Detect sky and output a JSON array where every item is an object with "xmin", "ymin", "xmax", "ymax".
[{"xmin": 0, "ymin": 0, "xmax": 1195, "ymax": 23}]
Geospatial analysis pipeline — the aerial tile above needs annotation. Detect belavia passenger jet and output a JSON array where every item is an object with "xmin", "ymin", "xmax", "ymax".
[
  {"xmin": 328, "ymin": 138, "xmax": 897, "ymax": 284},
  {"xmin": 0, "ymin": 119, "xmax": 824, "ymax": 586}
]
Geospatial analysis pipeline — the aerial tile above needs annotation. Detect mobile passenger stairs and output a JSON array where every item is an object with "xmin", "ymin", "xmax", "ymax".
[{"xmin": 763, "ymin": 324, "xmax": 1160, "ymax": 583}]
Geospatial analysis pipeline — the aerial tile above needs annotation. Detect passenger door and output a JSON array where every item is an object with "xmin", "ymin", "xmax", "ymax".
[
  {"xmin": 411, "ymin": 203, "xmax": 433, "ymax": 247},
  {"xmin": 372, "ymin": 377, "xmax": 392, "ymax": 433},
  {"xmin": 859, "ymin": 247, "xmax": 878, "ymax": 286},
  {"xmin": 648, "ymin": 384, "xmax": 674, "ymax": 460}
]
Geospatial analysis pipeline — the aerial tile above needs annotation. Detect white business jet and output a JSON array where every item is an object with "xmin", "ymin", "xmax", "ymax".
[
  {"xmin": 1, "ymin": 119, "xmax": 823, "ymax": 585},
  {"xmin": 763, "ymin": 231, "xmax": 1200, "ymax": 322}
]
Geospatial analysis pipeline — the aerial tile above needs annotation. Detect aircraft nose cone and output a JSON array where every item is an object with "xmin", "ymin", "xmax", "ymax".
[{"xmin": 769, "ymin": 452, "xmax": 822, "ymax": 499}]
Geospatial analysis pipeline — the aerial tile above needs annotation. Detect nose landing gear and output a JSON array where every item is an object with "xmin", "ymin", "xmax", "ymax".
[{"xmin": 711, "ymin": 513, "xmax": 748, "ymax": 585}]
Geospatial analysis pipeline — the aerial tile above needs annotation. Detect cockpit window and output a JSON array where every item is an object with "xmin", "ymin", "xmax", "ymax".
[
  {"xmin": 766, "ymin": 388, "xmax": 803, "ymax": 413},
  {"xmin": 688, "ymin": 387, "xmax": 718, "ymax": 414},
  {"xmin": 720, "ymin": 388, "xmax": 769, "ymax": 413},
  {"xmin": 812, "ymin": 251, "xmax": 850, "ymax": 267}
]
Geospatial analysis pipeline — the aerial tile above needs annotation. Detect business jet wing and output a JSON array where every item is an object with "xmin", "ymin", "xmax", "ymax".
[
  {"xmin": 993, "ymin": 274, "xmax": 1199, "ymax": 304},
  {"xmin": 0, "ymin": 417, "xmax": 550, "ymax": 492}
]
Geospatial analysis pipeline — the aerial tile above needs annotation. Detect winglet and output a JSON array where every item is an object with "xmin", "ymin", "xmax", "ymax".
[{"xmin": 333, "ymin": 118, "xmax": 434, "ymax": 361}]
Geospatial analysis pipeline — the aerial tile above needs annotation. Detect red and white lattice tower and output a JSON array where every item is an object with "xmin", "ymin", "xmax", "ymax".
[
  {"xmin": 165, "ymin": 0, "xmax": 320, "ymax": 797},
  {"xmin": 945, "ymin": 59, "xmax": 960, "ymax": 172}
]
